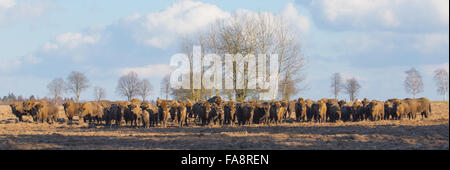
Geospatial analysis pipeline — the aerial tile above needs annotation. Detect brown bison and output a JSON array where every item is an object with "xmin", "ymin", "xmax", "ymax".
[
  {"xmin": 79, "ymin": 102, "xmax": 104, "ymax": 125},
  {"xmin": 414, "ymin": 97, "xmax": 432, "ymax": 118},
  {"xmin": 305, "ymin": 99, "xmax": 314, "ymax": 122},
  {"xmin": 103, "ymin": 103, "xmax": 121, "ymax": 127},
  {"xmin": 295, "ymin": 98, "xmax": 307, "ymax": 122},
  {"xmin": 23, "ymin": 100, "xmax": 41, "ymax": 122},
  {"xmin": 392, "ymin": 100, "xmax": 409, "ymax": 120},
  {"xmin": 351, "ymin": 100, "xmax": 364, "ymax": 121},
  {"xmin": 33, "ymin": 102, "xmax": 59, "ymax": 124},
  {"xmin": 326, "ymin": 100, "xmax": 341, "ymax": 122},
  {"xmin": 270, "ymin": 102, "xmax": 285, "ymax": 124},
  {"xmin": 239, "ymin": 103, "xmax": 255, "ymax": 125},
  {"xmin": 254, "ymin": 102, "xmax": 271, "ymax": 125},
  {"xmin": 128, "ymin": 102, "xmax": 142, "ymax": 127},
  {"xmin": 141, "ymin": 110, "xmax": 150, "ymax": 128},
  {"xmin": 157, "ymin": 99, "xmax": 171, "ymax": 128},
  {"xmin": 224, "ymin": 101, "xmax": 236, "ymax": 125},
  {"xmin": 311, "ymin": 101, "xmax": 327, "ymax": 123},
  {"xmin": 141, "ymin": 102, "xmax": 159, "ymax": 127},
  {"xmin": 368, "ymin": 100, "xmax": 385, "ymax": 121},
  {"xmin": 63, "ymin": 101, "xmax": 81, "ymax": 122},
  {"xmin": 10, "ymin": 102, "xmax": 27, "ymax": 122},
  {"xmin": 197, "ymin": 101, "xmax": 212, "ymax": 126},
  {"xmin": 177, "ymin": 101, "xmax": 188, "ymax": 127}
]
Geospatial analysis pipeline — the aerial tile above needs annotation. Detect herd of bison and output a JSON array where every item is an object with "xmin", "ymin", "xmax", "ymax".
[{"xmin": 8, "ymin": 96, "xmax": 432, "ymax": 128}]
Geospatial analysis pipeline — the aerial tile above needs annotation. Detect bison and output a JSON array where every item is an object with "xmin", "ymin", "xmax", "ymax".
[
  {"xmin": 311, "ymin": 101, "xmax": 327, "ymax": 123},
  {"xmin": 224, "ymin": 101, "xmax": 236, "ymax": 125},
  {"xmin": 367, "ymin": 100, "xmax": 385, "ymax": 121},
  {"xmin": 10, "ymin": 102, "xmax": 27, "ymax": 122}
]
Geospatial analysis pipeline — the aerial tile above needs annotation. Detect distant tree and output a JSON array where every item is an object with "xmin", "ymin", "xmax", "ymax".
[
  {"xmin": 116, "ymin": 71, "xmax": 140, "ymax": 101},
  {"xmin": 67, "ymin": 71, "xmax": 89, "ymax": 102},
  {"xmin": 29, "ymin": 95, "xmax": 36, "ymax": 101},
  {"xmin": 404, "ymin": 67, "xmax": 424, "ymax": 99},
  {"xmin": 47, "ymin": 78, "xmax": 66, "ymax": 104},
  {"xmin": 344, "ymin": 77, "xmax": 361, "ymax": 102},
  {"xmin": 138, "ymin": 79, "xmax": 153, "ymax": 102},
  {"xmin": 17, "ymin": 95, "xmax": 24, "ymax": 102},
  {"xmin": 330, "ymin": 72, "xmax": 343, "ymax": 100},
  {"xmin": 93, "ymin": 86, "xmax": 106, "ymax": 101},
  {"xmin": 433, "ymin": 68, "xmax": 449, "ymax": 101},
  {"xmin": 160, "ymin": 75, "xmax": 171, "ymax": 100}
]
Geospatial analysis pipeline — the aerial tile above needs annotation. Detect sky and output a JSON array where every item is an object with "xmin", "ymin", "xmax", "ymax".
[{"xmin": 0, "ymin": 0, "xmax": 448, "ymax": 101}]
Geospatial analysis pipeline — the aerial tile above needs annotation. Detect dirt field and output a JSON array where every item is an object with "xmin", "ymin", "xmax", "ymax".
[{"xmin": 0, "ymin": 102, "xmax": 448, "ymax": 150}]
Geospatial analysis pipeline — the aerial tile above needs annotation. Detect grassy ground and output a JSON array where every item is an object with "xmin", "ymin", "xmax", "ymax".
[{"xmin": 0, "ymin": 101, "xmax": 448, "ymax": 150}]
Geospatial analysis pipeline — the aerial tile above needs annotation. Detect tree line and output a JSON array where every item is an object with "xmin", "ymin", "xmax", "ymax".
[{"xmin": 330, "ymin": 67, "xmax": 448, "ymax": 101}]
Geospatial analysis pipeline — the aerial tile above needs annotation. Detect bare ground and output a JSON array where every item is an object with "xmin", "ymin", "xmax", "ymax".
[{"xmin": 0, "ymin": 102, "xmax": 448, "ymax": 150}]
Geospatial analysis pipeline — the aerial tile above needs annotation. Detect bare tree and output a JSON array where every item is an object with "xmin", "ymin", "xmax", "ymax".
[
  {"xmin": 67, "ymin": 71, "xmax": 89, "ymax": 103},
  {"xmin": 331, "ymin": 73, "xmax": 343, "ymax": 100},
  {"xmin": 433, "ymin": 68, "xmax": 449, "ymax": 101},
  {"xmin": 404, "ymin": 67, "xmax": 424, "ymax": 99},
  {"xmin": 344, "ymin": 77, "xmax": 361, "ymax": 102},
  {"xmin": 138, "ymin": 79, "xmax": 153, "ymax": 102},
  {"xmin": 47, "ymin": 78, "xmax": 66, "ymax": 104},
  {"xmin": 116, "ymin": 71, "xmax": 140, "ymax": 101},
  {"xmin": 179, "ymin": 12, "xmax": 305, "ymax": 101},
  {"xmin": 93, "ymin": 86, "xmax": 106, "ymax": 101},
  {"xmin": 160, "ymin": 75, "xmax": 171, "ymax": 100}
]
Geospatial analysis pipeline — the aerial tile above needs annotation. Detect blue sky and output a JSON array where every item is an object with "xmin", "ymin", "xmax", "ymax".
[{"xmin": 0, "ymin": 0, "xmax": 448, "ymax": 101}]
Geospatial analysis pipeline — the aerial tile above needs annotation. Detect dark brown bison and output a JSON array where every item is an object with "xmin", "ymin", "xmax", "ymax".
[
  {"xmin": 197, "ymin": 102, "xmax": 212, "ymax": 126},
  {"xmin": 338, "ymin": 100, "xmax": 347, "ymax": 108},
  {"xmin": 23, "ymin": 100, "xmax": 41, "ymax": 122},
  {"xmin": 351, "ymin": 100, "xmax": 364, "ymax": 121},
  {"xmin": 361, "ymin": 98, "xmax": 370, "ymax": 120},
  {"xmin": 305, "ymin": 99, "xmax": 314, "ymax": 122},
  {"xmin": 384, "ymin": 99, "xmax": 396, "ymax": 120},
  {"xmin": 270, "ymin": 102, "xmax": 285, "ymax": 124},
  {"xmin": 295, "ymin": 98, "xmax": 307, "ymax": 122},
  {"xmin": 238, "ymin": 103, "xmax": 255, "ymax": 125},
  {"xmin": 169, "ymin": 100, "xmax": 179, "ymax": 123},
  {"xmin": 340, "ymin": 105, "xmax": 352, "ymax": 122},
  {"xmin": 141, "ymin": 102, "xmax": 159, "ymax": 127},
  {"xmin": 311, "ymin": 101, "xmax": 327, "ymax": 123},
  {"xmin": 224, "ymin": 101, "xmax": 236, "ymax": 125},
  {"xmin": 157, "ymin": 99, "xmax": 171, "ymax": 128},
  {"xmin": 103, "ymin": 103, "xmax": 121, "ymax": 127},
  {"xmin": 254, "ymin": 102, "xmax": 271, "ymax": 125},
  {"xmin": 326, "ymin": 100, "xmax": 341, "ymax": 122},
  {"xmin": 286, "ymin": 100, "xmax": 296, "ymax": 120}
]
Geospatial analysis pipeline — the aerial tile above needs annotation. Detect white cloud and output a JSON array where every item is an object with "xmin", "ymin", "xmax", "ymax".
[
  {"xmin": 118, "ymin": 0, "xmax": 231, "ymax": 49},
  {"xmin": 413, "ymin": 33, "xmax": 449, "ymax": 54},
  {"xmin": 300, "ymin": 0, "xmax": 449, "ymax": 32},
  {"xmin": 0, "ymin": 0, "xmax": 55, "ymax": 25},
  {"xmin": 0, "ymin": 54, "xmax": 41, "ymax": 72},
  {"xmin": 119, "ymin": 64, "xmax": 173, "ymax": 78},
  {"xmin": 281, "ymin": 3, "xmax": 310, "ymax": 36},
  {"xmin": 43, "ymin": 32, "xmax": 100, "ymax": 51},
  {"xmin": 0, "ymin": 0, "xmax": 15, "ymax": 9}
]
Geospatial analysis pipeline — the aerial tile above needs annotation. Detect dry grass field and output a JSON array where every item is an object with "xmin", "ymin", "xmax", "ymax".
[{"xmin": 0, "ymin": 102, "xmax": 448, "ymax": 150}]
